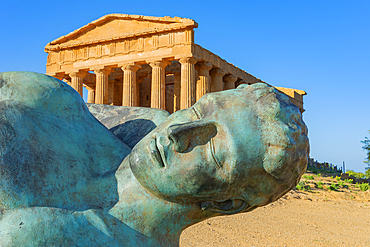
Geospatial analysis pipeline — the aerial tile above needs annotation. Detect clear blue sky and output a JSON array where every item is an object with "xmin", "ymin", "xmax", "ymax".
[{"xmin": 1, "ymin": 1, "xmax": 369, "ymax": 172}]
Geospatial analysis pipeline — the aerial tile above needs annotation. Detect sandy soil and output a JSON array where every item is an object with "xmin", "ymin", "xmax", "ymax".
[{"xmin": 180, "ymin": 172, "xmax": 370, "ymax": 247}]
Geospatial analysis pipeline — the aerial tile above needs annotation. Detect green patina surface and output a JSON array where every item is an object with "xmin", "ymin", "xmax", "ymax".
[{"xmin": 0, "ymin": 72, "xmax": 309, "ymax": 246}]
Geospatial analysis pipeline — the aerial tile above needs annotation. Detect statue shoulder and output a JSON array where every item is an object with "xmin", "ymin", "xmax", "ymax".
[{"xmin": 0, "ymin": 72, "xmax": 129, "ymax": 211}]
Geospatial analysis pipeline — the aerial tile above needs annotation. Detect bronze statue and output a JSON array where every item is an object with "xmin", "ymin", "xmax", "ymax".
[{"xmin": 0, "ymin": 72, "xmax": 308, "ymax": 246}]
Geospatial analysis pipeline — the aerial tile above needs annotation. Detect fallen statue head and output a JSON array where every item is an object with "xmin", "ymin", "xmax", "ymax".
[
  {"xmin": 0, "ymin": 71, "xmax": 309, "ymax": 246},
  {"xmin": 130, "ymin": 82, "xmax": 309, "ymax": 214}
]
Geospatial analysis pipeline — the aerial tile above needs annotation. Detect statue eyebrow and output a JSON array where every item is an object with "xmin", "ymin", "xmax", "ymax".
[
  {"xmin": 192, "ymin": 106, "xmax": 221, "ymax": 168},
  {"xmin": 192, "ymin": 106, "xmax": 201, "ymax": 119}
]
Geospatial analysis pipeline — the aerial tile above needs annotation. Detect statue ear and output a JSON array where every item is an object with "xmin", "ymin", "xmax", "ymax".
[{"xmin": 200, "ymin": 199, "xmax": 247, "ymax": 215}]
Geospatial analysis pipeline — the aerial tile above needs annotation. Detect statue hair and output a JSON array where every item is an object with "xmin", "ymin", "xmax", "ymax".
[{"xmin": 236, "ymin": 83, "xmax": 309, "ymax": 210}]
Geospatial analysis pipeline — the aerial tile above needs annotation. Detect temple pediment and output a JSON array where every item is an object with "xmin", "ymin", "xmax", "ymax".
[{"xmin": 45, "ymin": 14, "xmax": 197, "ymax": 51}]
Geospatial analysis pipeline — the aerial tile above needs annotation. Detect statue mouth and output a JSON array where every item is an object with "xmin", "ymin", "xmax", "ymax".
[{"xmin": 149, "ymin": 138, "xmax": 165, "ymax": 168}]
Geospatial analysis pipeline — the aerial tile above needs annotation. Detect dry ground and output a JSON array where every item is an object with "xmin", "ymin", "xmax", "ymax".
[{"xmin": 180, "ymin": 171, "xmax": 370, "ymax": 247}]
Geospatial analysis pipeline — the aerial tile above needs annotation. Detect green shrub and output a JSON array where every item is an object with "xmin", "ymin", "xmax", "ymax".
[
  {"xmin": 344, "ymin": 179, "xmax": 353, "ymax": 184},
  {"xmin": 296, "ymin": 181, "xmax": 304, "ymax": 190},
  {"xmin": 296, "ymin": 181, "xmax": 311, "ymax": 191},
  {"xmin": 317, "ymin": 181, "xmax": 324, "ymax": 189},
  {"xmin": 347, "ymin": 170, "xmax": 365, "ymax": 179},
  {"xmin": 329, "ymin": 183, "xmax": 339, "ymax": 191},
  {"xmin": 337, "ymin": 180, "xmax": 348, "ymax": 188},
  {"xmin": 317, "ymin": 173, "xmax": 322, "ymax": 178},
  {"xmin": 359, "ymin": 183, "xmax": 370, "ymax": 191},
  {"xmin": 335, "ymin": 176, "xmax": 341, "ymax": 182}
]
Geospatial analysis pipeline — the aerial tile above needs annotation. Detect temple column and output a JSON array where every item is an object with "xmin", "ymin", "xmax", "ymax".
[
  {"xmin": 69, "ymin": 71, "xmax": 86, "ymax": 97},
  {"xmin": 112, "ymin": 79, "xmax": 123, "ymax": 106},
  {"xmin": 94, "ymin": 67, "xmax": 111, "ymax": 104},
  {"xmin": 149, "ymin": 60, "xmax": 170, "ymax": 109},
  {"xmin": 209, "ymin": 68, "xmax": 226, "ymax": 92},
  {"xmin": 121, "ymin": 64, "xmax": 141, "ymax": 106},
  {"xmin": 108, "ymin": 79, "xmax": 115, "ymax": 105},
  {"xmin": 195, "ymin": 62, "xmax": 212, "ymax": 101},
  {"xmin": 173, "ymin": 73, "xmax": 181, "ymax": 112},
  {"xmin": 223, "ymin": 74, "xmax": 238, "ymax": 90},
  {"xmin": 137, "ymin": 76, "xmax": 146, "ymax": 107},
  {"xmin": 179, "ymin": 57, "xmax": 197, "ymax": 109},
  {"xmin": 136, "ymin": 80, "xmax": 140, "ymax": 106},
  {"xmin": 85, "ymin": 85, "xmax": 95, "ymax": 103},
  {"xmin": 88, "ymin": 90, "xmax": 95, "ymax": 103}
]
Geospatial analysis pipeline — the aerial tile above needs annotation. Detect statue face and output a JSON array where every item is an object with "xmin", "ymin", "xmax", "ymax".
[
  {"xmin": 130, "ymin": 88, "xmax": 257, "ymax": 204},
  {"xmin": 130, "ymin": 84, "xmax": 308, "ymax": 205}
]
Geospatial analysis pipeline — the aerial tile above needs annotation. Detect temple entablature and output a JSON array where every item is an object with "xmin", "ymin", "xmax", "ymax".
[{"xmin": 45, "ymin": 14, "xmax": 306, "ymax": 113}]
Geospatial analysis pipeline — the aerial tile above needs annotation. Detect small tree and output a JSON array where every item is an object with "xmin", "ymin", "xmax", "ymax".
[
  {"xmin": 361, "ymin": 130, "xmax": 370, "ymax": 178},
  {"xmin": 366, "ymin": 169, "xmax": 370, "ymax": 179},
  {"xmin": 347, "ymin": 170, "xmax": 365, "ymax": 179}
]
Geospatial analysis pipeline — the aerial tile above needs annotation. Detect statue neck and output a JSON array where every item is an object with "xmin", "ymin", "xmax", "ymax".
[{"xmin": 109, "ymin": 156, "xmax": 210, "ymax": 246}]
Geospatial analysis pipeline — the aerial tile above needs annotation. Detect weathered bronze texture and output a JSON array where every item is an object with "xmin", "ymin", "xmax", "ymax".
[{"xmin": 0, "ymin": 72, "xmax": 309, "ymax": 246}]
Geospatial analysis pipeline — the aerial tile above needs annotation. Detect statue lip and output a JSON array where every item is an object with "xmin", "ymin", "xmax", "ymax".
[{"xmin": 149, "ymin": 138, "xmax": 165, "ymax": 168}]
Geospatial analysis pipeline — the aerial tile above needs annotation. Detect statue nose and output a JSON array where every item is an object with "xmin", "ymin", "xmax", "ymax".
[{"xmin": 167, "ymin": 121, "xmax": 217, "ymax": 153}]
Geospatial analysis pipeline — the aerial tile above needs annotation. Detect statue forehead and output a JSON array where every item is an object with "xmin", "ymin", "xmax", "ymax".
[
  {"xmin": 195, "ymin": 90, "xmax": 260, "ymax": 135},
  {"xmin": 198, "ymin": 89, "xmax": 255, "ymax": 111},
  {"xmin": 189, "ymin": 90, "xmax": 265, "ymax": 182}
]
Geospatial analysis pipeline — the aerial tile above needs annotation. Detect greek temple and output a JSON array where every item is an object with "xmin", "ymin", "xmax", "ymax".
[{"xmin": 45, "ymin": 14, "xmax": 306, "ymax": 114}]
